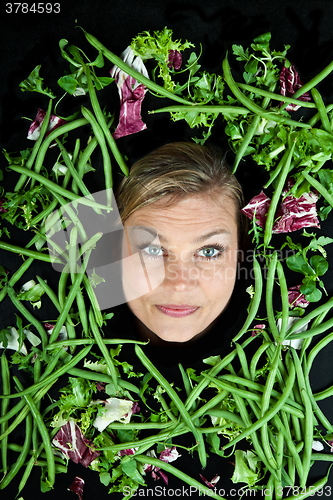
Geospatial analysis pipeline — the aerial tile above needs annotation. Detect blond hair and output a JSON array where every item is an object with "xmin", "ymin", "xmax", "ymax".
[{"xmin": 116, "ymin": 142, "xmax": 248, "ymax": 247}]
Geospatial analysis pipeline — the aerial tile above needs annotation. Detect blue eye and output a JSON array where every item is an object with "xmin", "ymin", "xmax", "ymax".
[
  {"xmin": 197, "ymin": 245, "xmax": 224, "ymax": 260},
  {"xmin": 141, "ymin": 244, "xmax": 164, "ymax": 259}
]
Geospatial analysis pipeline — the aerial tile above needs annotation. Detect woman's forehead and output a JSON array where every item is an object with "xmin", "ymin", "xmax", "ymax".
[{"xmin": 124, "ymin": 193, "xmax": 238, "ymax": 237}]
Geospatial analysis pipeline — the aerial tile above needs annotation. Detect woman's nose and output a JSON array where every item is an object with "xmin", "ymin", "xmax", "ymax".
[{"xmin": 163, "ymin": 257, "xmax": 198, "ymax": 292}]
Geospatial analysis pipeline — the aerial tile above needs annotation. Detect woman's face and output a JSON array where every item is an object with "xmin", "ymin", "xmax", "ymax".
[{"xmin": 121, "ymin": 193, "xmax": 239, "ymax": 343}]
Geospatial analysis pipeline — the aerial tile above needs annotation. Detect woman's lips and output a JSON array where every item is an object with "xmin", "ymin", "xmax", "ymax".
[{"xmin": 155, "ymin": 304, "xmax": 199, "ymax": 318}]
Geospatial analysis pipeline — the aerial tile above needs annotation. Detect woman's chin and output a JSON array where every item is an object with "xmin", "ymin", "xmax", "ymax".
[{"xmin": 133, "ymin": 314, "xmax": 218, "ymax": 346}]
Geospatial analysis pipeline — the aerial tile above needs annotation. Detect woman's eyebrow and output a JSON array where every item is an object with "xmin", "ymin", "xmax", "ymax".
[
  {"xmin": 195, "ymin": 229, "xmax": 231, "ymax": 243},
  {"xmin": 129, "ymin": 226, "xmax": 230, "ymax": 244}
]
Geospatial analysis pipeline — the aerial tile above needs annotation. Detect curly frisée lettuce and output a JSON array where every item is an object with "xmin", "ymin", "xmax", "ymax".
[
  {"xmin": 231, "ymin": 450, "xmax": 261, "ymax": 488},
  {"xmin": 130, "ymin": 27, "xmax": 194, "ymax": 91}
]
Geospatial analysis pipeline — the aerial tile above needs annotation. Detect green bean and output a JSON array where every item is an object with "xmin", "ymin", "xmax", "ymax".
[
  {"xmin": 291, "ymin": 349, "xmax": 313, "ymax": 488},
  {"xmin": 85, "ymin": 65, "xmax": 129, "ymax": 176},
  {"xmin": 13, "ymin": 376, "xmax": 55, "ymax": 488},
  {"xmin": 7, "ymin": 443, "xmax": 65, "ymax": 464},
  {"xmin": 311, "ymin": 454, "xmax": 333, "ymax": 462},
  {"xmin": 76, "ymin": 286, "xmax": 88, "ymax": 334},
  {"xmin": 88, "ymin": 307, "xmax": 118, "ymax": 388},
  {"xmin": 302, "ymin": 170, "xmax": 333, "ymax": 208},
  {"xmin": 237, "ymin": 82, "xmax": 317, "ymax": 108},
  {"xmin": 311, "ymin": 88, "xmax": 332, "ymax": 133},
  {"xmin": 232, "ymin": 255, "xmax": 263, "ymax": 342},
  {"xmin": 158, "ymin": 393, "xmax": 178, "ymax": 423},
  {"xmin": 39, "ymin": 348, "xmax": 64, "ymax": 382},
  {"xmin": 314, "ymin": 385, "xmax": 333, "ymax": 401},
  {"xmin": 282, "ymin": 55, "xmax": 333, "ymax": 109},
  {"xmin": 302, "ymin": 355, "xmax": 333, "ymax": 432},
  {"xmin": 0, "ymin": 256, "xmax": 35, "ymax": 303},
  {"xmin": 55, "ymin": 138, "xmax": 94, "ymax": 200},
  {"xmin": 46, "ymin": 338, "xmax": 146, "ymax": 349},
  {"xmin": 218, "ymin": 374, "xmax": 304, "ymax": 417},
  {"xmin": 83, "ymin": 274, "xmax": 103, "ymax": 327},
  {"xmin": 134, "ymin": 455, "xmax": 226, "ymax": 500},
  {"xmin": 135, "ymin": 344, "xmax": 207, "ymax": 469},
  {"xmin": 185, "ymin": 335, "xmax": 256, "ymax": 410},
  {"xmin": 178, "ymin": 363, "xmax": 192, "ymax": 399},
  {"xmin": 276, "ymin": 259, "xmax": 289, "ymax": 341},
  {"xmin": 250, "ymin": 341, "xmax": 271, "ymax": 381},
  {"xmin": 0, "ymin": 398, "xmax": 26, "ymax": 426},
  {"xmin": 0, "ymin": 240, "xmax": 62, "ymax": 264},
  {"xmin": 222, "ymin": 351, "xmax": 295, "ymax": 451},
  {"xmin": 17, "ymin": 428, "xmax": 59, "ymax": 494},
  {"xmin": 103, "ymin": 421, "xmax": 172, "ymax": 431},
  {"xmin": 235, "ymin": 342, "xmax": 251, "ymax": 379},
  {"xmin": 232, "ymin": 85, "xmax": 276, "ymax": 173},
  {"xmin": 230, "ymin": 392, "xmax": 279, "ymax": 480},
  {"xmin": 265, "ymin": 252, "xmax": 280, "ymax": 339},
  {"xmin": 1, "ymin": 352, "xmax": 10, "ymax": 476},
  {"xmin": 285, "ymin": 464, "xmax": 332, "ymax": 499},
  {"xmin": 260, "ymin": 345, "xmax": 283, "ymax": 468},
  {"xmin": 85, "ymin": 31, "xmax": 194, "ymax": 105},
  {"xmin": 286, "ymin": 295, "xmax": 333, "ymax": 337},
  {"xmin": 7, "ymin": 285, "xmax": 48, "ymax": 348},
  {"xmin": 71, "ymin": 138, "xmax": 81, "ymax": 194},
  {"xmin": 58, "ymin": 268, "xmax": 69, "ymax": 309},
  {"xmin": 222, "ymin": 56, "xmax": 311, "ymax": 129},
  {"xmin": 76, "ymin": 132, "xmax": 100, "ymax": 181},
  {"xmin": 48, "ymin": 251, "xmax": 93, "ymax": 344},
  {"xmin": 151, "ymin": 104, "xmax": 250, "ymax": 115},
  {"xmin": 286, "ymin": 315, "xmax": 333, "ymax": 341},
  {"xmin": 32, "ymin": 118, "xmax": 89, "ymax": 180},
  {"xmin": 99, "ymin": 423, "xmax": 185, "ymax": 452},
  {"xmin": 280, "ymin": 411, "xmax": 295, "ymax": 485},
  {"xmin": 81, "ymin": 106, "xmax": 113, "ymax": 207},
  {"xmin": 0, "ymin": 413, "xmax": 32, "ymax": 490},
  {"xmin": 274, "ymin": 432, "xmax": 284, "ymax": 500},
  {"xmin": 36, "ymin": 275, "xmax": 61, "ymax": 311},
  {"xmin": 191, "ymin": 390, "xmax": 229, "ymax": 421},
  {"xmin": 264, "ymin": 473, "xmax": 275, "ymax": 500},
  {"xmin": 32, "ymin": 356, "xmax": 42, "ymax": 460},
  {"xmin": 206, "ymin": 409, "xmax": 245, "ymax": 427},
  {"xmin": 14, "ymin": 99, "xmax": 53, "ymax": 192},
  {"xmin": 307, "ymin": 103, "xmax": 333, "ymax": 128},
  {"xmin": 272, "ymin": 414, "xmax": 304, "ymax": 480},
  {"xmin": 264, "ymin": 141, "xmax": 296, "ymax": 247},
  {"xmin": 0, "ymin": 345, "xmax": 91, "ymax": 401},
  {"xmin": 29, "ymin": 199, "xmax": 59, "ymax": 228},
  {"xmin": 9, "ymin": 165, "xmax": 111, "ymax": 210},
  {"xmin": 233, "ymin": 114, "xmax": 261, "ymax": 173},
  {"xmin": 67, "ymin": 367, "xmax": 140, "ymax": 395}
]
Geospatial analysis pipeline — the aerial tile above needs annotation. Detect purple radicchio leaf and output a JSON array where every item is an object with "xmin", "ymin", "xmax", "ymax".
[
  {"xmin": 241, "ymin": 179, "xmax": 320, "ymax": 233},
  {"xmin": 0, "ymin": 199, "xmax": 8, "ymax": 213},
  {"xmin": 110, "ymin": 46, "xmax": 149, "ymax": 140},
  {"xmin": 167, "ymin": 50, "xmax": 182, "ymax": 70},
  {"xmin": 143, "ymin": 447, "xmax": 181, "ymax": 485},
  {"xmin": 52, "ymin": 420, "xmax": 100, "ymax": 467},
  {"xmin": 200, "ymin": 474, "xmax": 220, "ymax": 488},
  {"xmin": 288, "ymin": 285, "xmax": 310, "ymax": 309},
  {"xmin": 251, "ymin": 324, "xmax": 266, "ymax": 337},
  {"xmin": 27, "ymin": 108, "xmax": 66, "ymax": 144},
  {"xmin": 159, "ymin": 446, "xmax": 181, "ymax": 463},
  {"xmin": 279, "ymin": 61, "xmax": 311, "ymax": 111},
  {"xmin": 118, "ymin": 447, "xmax": 137, "ymax": 456},
  {"xmin": 68, "ymin": 476, "xmax": 85, "ymax": 500}
]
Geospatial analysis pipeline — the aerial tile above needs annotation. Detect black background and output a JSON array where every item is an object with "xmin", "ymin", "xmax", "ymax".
[{"xmin": 1, "ymin": 1, "xmax": 333, "ymax": 499}]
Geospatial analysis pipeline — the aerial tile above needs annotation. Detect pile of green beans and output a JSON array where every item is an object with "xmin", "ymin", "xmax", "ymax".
[{"xmin": 1, "ymin": 29, "xmax": 333, "ymax": 500}]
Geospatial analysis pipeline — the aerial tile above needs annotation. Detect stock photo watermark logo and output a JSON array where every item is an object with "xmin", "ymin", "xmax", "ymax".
[
  {"xmin": 44, "ymin": 189, "xmax": 297, "ymax": 312},
  {"xmin": 44, "ymin": 189, "xmax": 165, "ymax": 311}
]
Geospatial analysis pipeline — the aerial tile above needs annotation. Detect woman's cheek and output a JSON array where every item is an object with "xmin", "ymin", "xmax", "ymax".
[{"xmin": 122, "ymin": 254, "xmax": 165, "ymax": 301}]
